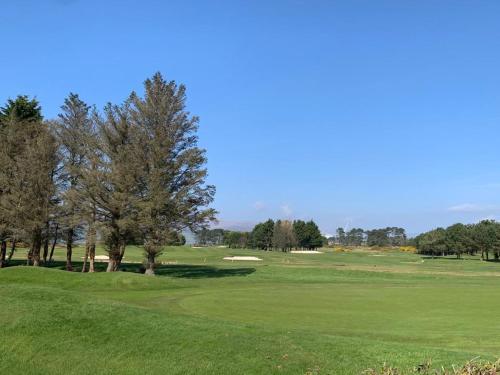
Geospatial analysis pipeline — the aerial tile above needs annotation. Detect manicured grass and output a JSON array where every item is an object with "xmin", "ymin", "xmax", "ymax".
[{"xmin": 2, "ymin": 246, "xmax": 500, "ymax": 374}]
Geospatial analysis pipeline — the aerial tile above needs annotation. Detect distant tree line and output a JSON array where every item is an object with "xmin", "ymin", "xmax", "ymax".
[
  {"xmin": 196, "ymin": 219, "xmax": 325, "ymax": 251},
  {"xmin": 415, "ymin": 220, "xmax": 500, "ymax": 260},
  {"xmin": 0, "ymin": 73, "xmax": 215, "ymax": 274},
  {"xmin": 331, "ymin": 227, "xmax": 407, "ymax": 247}
]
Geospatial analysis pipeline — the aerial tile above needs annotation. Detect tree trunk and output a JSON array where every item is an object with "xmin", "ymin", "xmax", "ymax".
[
  {"xmin": 145, "ymin": 252, "xmax": 156, "ymax": 276},
  {"xmin": 41, "ymin": 221, "xmax": 50, "ymax": 264},
  {"xmin": 27, "ymin": 249, "xmax": 32, "ymax": 265},
  {"xmin": 106, "ymin": 240, "xmax": 119, "ymax": 272},
  {"xmin": 66, "ymin": 229, "xmax": 73, "ymax": 271},
  {"xmin": 48, "ymin": 223, "xmax": 58, "ymax": 263},
  {"xmin": 0, "ymin": 240, "xmax": 6, "ymax": 268},
  {"xmin": 42, "ymin": 237, "xmax": 49, "ymax": 264},
  {"xmin": 7, "ymin": 239, "xmax": 16, "ymax": 263},
  {"xmin": 82, "ymin": 244, "xmax": 89, "ymax": 273},
  {"xmin": 106, "ymin": 257, "xmax": 117, "ymax": 272},
  {"xmin": 89, "ymin": 243, "xmax": 95, "ymax": 273},
  {"xmin": 85, "ymin": 225, "xmax": 96, "ymax": 272},
  {"xmin": 117, "ymin": 242, "xmax": 126, "ymax": 269},
  {"xmin": 32, "ymin": 230, "xmax": 42, "ymax": 267},
  {"xmin": 107, "ymin": 244, "xmax": 125, "ymax": 272}
]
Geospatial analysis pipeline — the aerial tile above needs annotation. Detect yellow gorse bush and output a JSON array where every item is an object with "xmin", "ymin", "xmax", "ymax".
[{"xmin": 398, "ymin": 246, "xmax": 416, "ymax": 253}]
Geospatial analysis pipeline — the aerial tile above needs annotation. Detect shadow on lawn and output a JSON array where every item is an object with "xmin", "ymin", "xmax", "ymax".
[
  {"xmin": 420, "ymin": 256, "xmax": 500, "ymax": 263},
  {"xmin": 5, "ymin": 260, "xmax": 256, "ymax": 279},
  {"xmin": 152, "ymin": 264, "xmax": 256, "ymax": 278},
  {"xmin": 420, "ymin": 256, "xmax": 481, "ymax": 261}
]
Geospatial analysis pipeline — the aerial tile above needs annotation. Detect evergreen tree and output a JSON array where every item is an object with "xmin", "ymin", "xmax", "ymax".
[
  {"xmin": 336, "ymin": 227, "xmax": 346, "ymax": 245},
  {"xmin": 471, "ymin": 220, "xmax": 499, "ymax": 261},
  {"xmin": 0, "ymin": 117, "xmax": 58, "ymax": 266},
  {"xmin": 0, "ymin": 96, "xmax": 44, "ymax": 267},
  {"xmin": 251, "ymin": 220, "xmax": 274, "ymax": 250},
  {"xmin": 444, "ymin": 223, "xmax": 469, "ymax": 259},
  {"xmin": 128, "ymin": 73, "xmax": 216, "ymax": 275},
  {"xmin": 54, "ymin": 93, "xmax": 93, "ymax": 271},
  {"xmin": 305, "ymin": 220, "xmax": 323, "ymax": 250},
  {"xmin": 272, "ymin": 220, "xmax": 296, "ymax": 252},
  {"xmin": 293, "ymin": 220, "xmax": 307, "ymax": 249},
  {"xmin": 0, "ymin": 95, "xmax": 42, "ymax": 124},
  {"xmin": 80, "ymin": 102, "xmax": 144, "ymax": 271}
]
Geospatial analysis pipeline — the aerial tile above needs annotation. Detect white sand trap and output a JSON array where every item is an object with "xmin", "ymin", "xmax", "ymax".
[
  {"xmin": 370, "ymin": 254, "xmax": 386, "ymax": 257},
  {"xmin": 80, "ymin": 255, "xmax": 110, "ymax": 261},
  {"xmin": 223, "ymin": 256, "xmax": 262, "ymax": 261},
  {"xmin": 290, "ymin": 250, "xmax": 323, "ymax": 254},
  {"xmin": 94, "ymin": 255, "xmax": 110, "ymax": 260},
  {"xmin": 80, "ymin": 255, "xmax": 121, "ymax": 262}
]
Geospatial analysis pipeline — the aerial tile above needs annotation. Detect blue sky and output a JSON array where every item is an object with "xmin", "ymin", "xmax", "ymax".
[{"xmin": 2, "ymin": 0, "xmax": 500, "ymax": 236}]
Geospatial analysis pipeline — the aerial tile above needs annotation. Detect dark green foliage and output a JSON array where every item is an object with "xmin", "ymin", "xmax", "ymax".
[
  {"xmin": 0, "ymin": 74, "xmax": 215, "ymax": 273},
  {"xmin": 196, "ymin": 228, "xmax": 225, "ymax": 246},
  {"xmin": 470, "ymin": 220, "xmax": 500, "ymax": 260},
  {"xmin": 346, "ymin": 228, "xmax": 365, "ymax": 246},
  {"xmin": 366, "ymin": 228, "xmax": 391, "ymax": 247},
  {"xmin": 336, "ymin": 227, "xmax": 346, "ymax": 245},
  {"xmin": 250, "ymin": 219, "xmax": 274, "ymax": 250},
  {"xmin": 248, "ymin": 219, "xmax": 323, "ymax": 251},
  {"xmin": 127, "ymin": 73, "xmax": 216, "ymax": 274},
  {"xmin": 293, "ymin": 220, "xmax": 308, "ymax": 248},
  {"xmin": 55, "ymin": 93, "xmax": 93, "ymax": 271},
  {"xmin": 0, "ymin": 95, "xmax": 47, "ymax": 264},
  {"xmin": 0, "ymin": 116, "xmax": 58, "ymax": 266},
  {"xmin": 0, "ymin": 95, "xmax": 42, "ymax": 123},
  {"xmin": 272, "ymin": 220, "xmax": 296, "ymax": 251},
  {"xmin": 415, "ymin": 228, "xmax": 447, "ymax": 256},
  {"xmin": 225, "ymin": 231, "xmax": 249, "ymax": 248},
  {"xmin": 444, "ymin": 223, "xmax": 470, "ymax": 259},
  {"xmin": 303, "ymin": 220, "xmax": 323, "ymax": 250},
  {"xmin": 331, "ymin": 227, "xmax": 406, "ymax": 247},
  {"xmin": 366, "ymin": 227, "xmax": 406, "ymax": 247},
  {"xmin": 416, "ymin": 220, "xmax": 500, "ymax": 260}
]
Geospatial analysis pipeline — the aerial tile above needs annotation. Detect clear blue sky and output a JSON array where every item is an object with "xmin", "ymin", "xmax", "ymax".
[{"xmin": 2, "ymin": 0, "xmax": 500, "ymax": 236}]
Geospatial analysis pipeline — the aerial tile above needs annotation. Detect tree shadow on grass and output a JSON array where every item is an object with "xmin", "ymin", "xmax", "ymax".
[
  {"xmin": 150, "ymin": 264, "xmax": 256, "ymax": 279},
  {"xmin": 5, "ymin": 260, "xmax": 256, "ymax": 279},
  {"xmin": 420, "ymin": 256, "xmax": 480, "ymax": 261},
  {"xmin": 6, "ymin": 259, "xmax": 110, "ymax": 271}
]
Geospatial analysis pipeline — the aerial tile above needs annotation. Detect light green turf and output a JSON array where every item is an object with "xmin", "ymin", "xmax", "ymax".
[{"xmin": 2, "ymin": 246, "xmax": 500, "ymax": 374}]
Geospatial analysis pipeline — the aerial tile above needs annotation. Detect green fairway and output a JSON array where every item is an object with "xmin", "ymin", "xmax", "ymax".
[{"xmin": 2, "ymin": 246, "xmax": 500, "ymax": 374}]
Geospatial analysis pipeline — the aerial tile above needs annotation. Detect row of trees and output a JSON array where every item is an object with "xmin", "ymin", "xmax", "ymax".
[
  {"xmin": 0, "ymin": 73, "xmax": 216, "ymax": 274},
  {"xmin": 332, "ymin": 227, "xmax": 407, "ymax": 247},
  {"xmin": 415, "ymin": 220, "xmax": 500, "ymax": 260},
  {"xmin": 197, "ymin": 219, "xmax": 325, "ymax": 251}
]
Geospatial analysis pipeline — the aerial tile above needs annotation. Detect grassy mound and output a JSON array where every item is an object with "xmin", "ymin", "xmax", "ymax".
[{"xmin": 2, "ymin": 247, "xmax": 500, "ymax": 374}]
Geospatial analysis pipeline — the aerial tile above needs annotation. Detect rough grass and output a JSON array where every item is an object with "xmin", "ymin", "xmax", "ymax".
[{"xmin": 2, "ymin": 246, "xmax": 500, "ymax": 374}]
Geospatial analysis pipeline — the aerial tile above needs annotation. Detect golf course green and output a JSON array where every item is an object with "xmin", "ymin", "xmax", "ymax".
[{"xmin": 2, "ymin": 246, "xmax": 500, "ymax": 374}]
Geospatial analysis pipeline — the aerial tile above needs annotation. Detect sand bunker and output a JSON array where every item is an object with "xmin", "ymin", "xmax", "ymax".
[
  {"xmin": 223, "ymin": 256, "xmax": 262, "ymax": 261},
  {"xmin": 94, "ymin": 255, "xmax": 110, "ymax": 260},
  {"xmin": 80, "ymin": 255, "xmax": 109, "ymax": 261},
  {"xmin": 290, "ymin": 250, "xmax": 323, "ymax": 254},
  {"xmin": 79, "ymin": 255, "xmax": 116, "ymax": 262}
]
